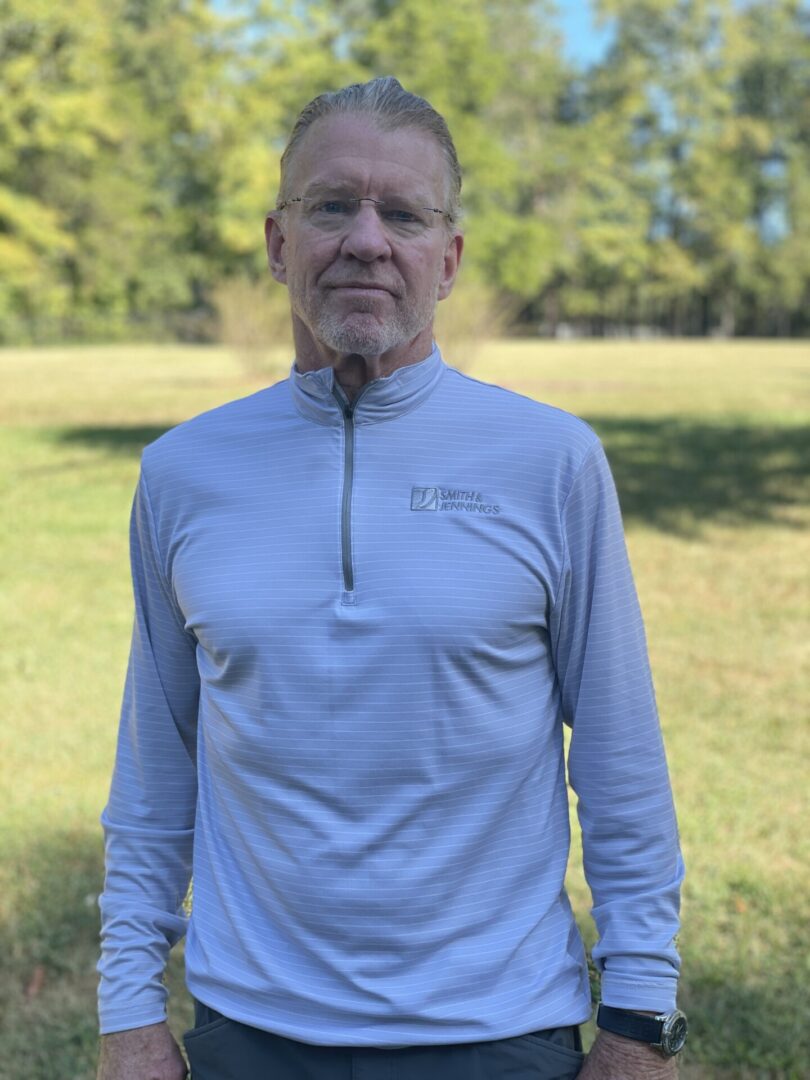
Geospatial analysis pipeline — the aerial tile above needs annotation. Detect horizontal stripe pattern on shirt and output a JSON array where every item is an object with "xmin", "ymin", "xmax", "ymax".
[{"xmin": 98, "ymin": 346, "xmax": 682, "ymax": 1042}]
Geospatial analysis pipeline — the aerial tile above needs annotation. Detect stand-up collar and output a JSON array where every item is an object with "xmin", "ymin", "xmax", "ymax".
[{"xmin": 289, "ymin": 344, "xmax": 446, "ymax": 426}]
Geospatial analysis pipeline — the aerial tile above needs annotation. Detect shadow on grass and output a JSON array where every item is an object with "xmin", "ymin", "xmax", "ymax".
[
  {"xmin": 56, "ymin": 424, "xmax": 175, "ymax": 458},
  {"xmin": 677, "ymin": 918, "xmax": 810, "ymax": 1077},
  {"xmin": 0, "ymin": 829, "xmax": 806, "ymax": 1078},
  {"xmin": 56, "ymin": 416, "xmax": 809, "ymax": 534},
  {"xmin": 575, "ymin": 885, "xmax": 808, "ymax": 1076},
  {"xmin": 584, "ymin": 416, "xmax": 809, "ymax": 534},
  {"xmin": 0, "ymin": 830, "xmax": 190, "ymax": 1080}
]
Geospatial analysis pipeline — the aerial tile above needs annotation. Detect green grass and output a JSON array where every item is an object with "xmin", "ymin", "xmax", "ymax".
[{"xmin": 1, "ymin": 340, "xmax": 808, "ymax": 1079}]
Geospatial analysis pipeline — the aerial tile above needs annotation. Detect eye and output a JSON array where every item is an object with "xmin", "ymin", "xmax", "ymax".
[
  {"xmin": 380, "ymin": 203, "xmax": 431, "ymax": 231},
  {"xmin": 382, "ymin": 206, "xmax": 419, "ymax": 223},
  {"xmin": 314, "ymin": 199, "xmax": 352, "ymax": 215}
]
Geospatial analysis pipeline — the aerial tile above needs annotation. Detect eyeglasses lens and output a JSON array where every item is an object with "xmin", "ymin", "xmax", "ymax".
[{"xmin": 303, "ymin": 197, "xmax": 436, "ymax": 236}]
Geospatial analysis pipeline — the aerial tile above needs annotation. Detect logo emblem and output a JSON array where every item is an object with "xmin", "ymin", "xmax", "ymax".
[
  {"xmin": 411, "ymin": 486, "xmax": 440, "ymax": 511},
  {"xmin": 411, "ymin": 486, "xmax": 502, "ymax": 515}
]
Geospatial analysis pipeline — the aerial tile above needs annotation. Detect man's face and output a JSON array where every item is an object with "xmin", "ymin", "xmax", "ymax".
[{"xmin": 266, "ymin": 114, "xmax": 463, "ymax": 363}]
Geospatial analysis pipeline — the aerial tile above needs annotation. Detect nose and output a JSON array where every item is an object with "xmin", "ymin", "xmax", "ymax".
[{"xmin": 339, "ymin": 201, "xmax": 392, "ymax": 262}]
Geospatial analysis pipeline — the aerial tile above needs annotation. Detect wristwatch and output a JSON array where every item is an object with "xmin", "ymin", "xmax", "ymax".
[{"xmin": 596, "ymin": 1004, "xmax": 688, "ymax": 1057}]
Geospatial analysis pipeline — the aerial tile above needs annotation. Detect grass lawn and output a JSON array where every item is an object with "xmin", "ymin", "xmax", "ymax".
[{"xmin": 1, "ymin": 339, "xmax": 808, "ymax": 1078}]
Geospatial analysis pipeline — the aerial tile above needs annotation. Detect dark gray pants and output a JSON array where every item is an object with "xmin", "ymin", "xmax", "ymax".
[{"xmin": 184, "ymin": 1000, "xmax": 585, "ymax": 1080}]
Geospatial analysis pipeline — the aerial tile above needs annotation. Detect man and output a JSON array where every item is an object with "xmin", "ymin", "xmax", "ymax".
[{"xmin": 97, "ymin": 77, "xmax": 685, "ymax": 1080}]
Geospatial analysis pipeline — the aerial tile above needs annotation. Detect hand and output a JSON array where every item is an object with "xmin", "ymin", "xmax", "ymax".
[
  {"xmin": 578, "ymin": 1030, "xmax": 678, "ymax": 1079},
  {"xmin": 97, "ymin": 1021, "xmax": 188, "ymax": 1080}
]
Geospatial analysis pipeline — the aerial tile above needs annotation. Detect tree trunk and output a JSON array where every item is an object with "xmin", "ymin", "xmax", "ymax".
[
  {"xmin": 720, "ymin": 289, "xmax": 736, "ymax": 337},
  {"xmin": 544, "ymin": 291, "xmax": 560, "ymax": 338}
]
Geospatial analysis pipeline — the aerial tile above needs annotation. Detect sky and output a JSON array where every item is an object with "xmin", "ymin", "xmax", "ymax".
[{"xmin": 556, "ymin": 0, "xmax": 615, "ymax": 66}]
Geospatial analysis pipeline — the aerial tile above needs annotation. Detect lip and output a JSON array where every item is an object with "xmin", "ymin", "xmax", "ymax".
[{"xmin": 328, "ymin": 283, "xmax": 393, "ymax": 294}]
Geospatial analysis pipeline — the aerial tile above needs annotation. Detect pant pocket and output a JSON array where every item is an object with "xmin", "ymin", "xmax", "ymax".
[
  {"xmin": 183, "ymin": 1014, "xmax": 238, "ymax": 1080},
  {"xmin": 481, "ymin": 1030, "xmax": 585, "ymax": 1080}
]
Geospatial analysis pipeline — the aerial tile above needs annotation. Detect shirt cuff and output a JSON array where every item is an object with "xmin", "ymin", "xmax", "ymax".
[
  {"xmin": 99, "ymin": 1000, "xmax": 168, "ymax": 1036},
  {"xmin": 599, "ymin": 971, "xmax": 679, "ymax": 1013}
]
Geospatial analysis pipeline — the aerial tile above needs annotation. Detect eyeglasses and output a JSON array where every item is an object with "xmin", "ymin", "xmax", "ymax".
[{"xmin": 275, "ymin": 194, "xmax": 453, "ymax": 237}]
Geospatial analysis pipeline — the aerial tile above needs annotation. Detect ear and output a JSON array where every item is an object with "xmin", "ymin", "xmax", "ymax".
[
  {"xmin": 437, "ymin": 231, "xmax": 464, "ymax": 301},
  {"xmin": 265, "ymin": 213, "xmax": 287, "ymax": 284}
]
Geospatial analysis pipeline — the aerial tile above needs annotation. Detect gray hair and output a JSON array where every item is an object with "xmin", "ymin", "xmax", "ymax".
[{"xmin": 278, "ymin": 76, "xmax": 462, "ymax": 224}]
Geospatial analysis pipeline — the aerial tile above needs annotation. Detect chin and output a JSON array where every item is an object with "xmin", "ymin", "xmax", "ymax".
[
  {"xmin": 317, "ymin": 315, "xmax": 402, "ymax": 357},
  {"xmin": 328, "ymin": 332, "xmax": 397, "ymax": 356}
]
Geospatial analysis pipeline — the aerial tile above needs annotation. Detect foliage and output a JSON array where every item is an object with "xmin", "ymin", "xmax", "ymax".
[
  {"xmin": 211, "ymin": 275, "xmax": 292, "ymax": 378},
  {"xmin": 434, "ymin": 276, "xmax": 521, "ymax": 369},
  {"xmin": 584, "ymin": 0, "xmax": 810, "ymax": 335},
  {"xmin": 0, "ymin": 0, "xmax": 808, "ymax": 340}
]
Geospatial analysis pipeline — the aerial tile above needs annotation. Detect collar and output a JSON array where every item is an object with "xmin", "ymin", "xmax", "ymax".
[{"xmin": 289, "ymin": 344, "xmax": 445, "ymax": 426}]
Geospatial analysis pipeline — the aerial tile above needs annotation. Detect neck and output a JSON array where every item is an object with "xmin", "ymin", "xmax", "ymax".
[
  {"xmin": 329, "ymin": 354, "xmax": 385, "ymax": 401},
  {"xmin": 291, "ymin": 319, "xmax": 435, "ymax": 401}
]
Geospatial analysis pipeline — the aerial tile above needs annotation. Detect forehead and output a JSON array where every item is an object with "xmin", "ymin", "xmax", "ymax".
[{"xmin": 285, "ymin": 114, "xmax": 448, "ymax": 203}]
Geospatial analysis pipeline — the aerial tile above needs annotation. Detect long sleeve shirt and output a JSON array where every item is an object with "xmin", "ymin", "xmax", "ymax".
[{"xmin": 97, "ymin": 345, "xmax": 683, "ymax": 1044}]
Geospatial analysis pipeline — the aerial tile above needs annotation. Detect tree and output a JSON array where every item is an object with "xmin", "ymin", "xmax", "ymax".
[
  {"xmin": 582, "ymin": 0, "xmax": 810, "ymax": 335},
  {"xmin": 735, "ymin": 0, "xmax": 810, "ymax": 335},
  {"xmin": 0, "ymin": 0, "xmax": 231, "ymax": 342},
  {"xmin": 0, "ymin": 0, "xmax": 113, "ymax": 336}
]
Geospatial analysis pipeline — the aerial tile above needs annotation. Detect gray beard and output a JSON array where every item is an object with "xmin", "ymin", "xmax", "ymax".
[{"xmin": 306, "ymin": 289, "xmax": 438, "ymax": 358}]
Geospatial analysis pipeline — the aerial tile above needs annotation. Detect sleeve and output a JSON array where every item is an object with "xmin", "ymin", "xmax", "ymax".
[
  {"xmin": 549, "ymin": 440, "xmax": 684, "ymax": 1012},
  {"xmin": 97, "ymin": 462, "xmax": 200, "ymax": 1035}
]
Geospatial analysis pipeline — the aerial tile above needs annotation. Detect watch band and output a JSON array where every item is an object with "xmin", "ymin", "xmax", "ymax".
[
  {"xmin": 596, "ymin": 1004, "xmax": 664, "ymax": 1044},
  {"xmin": 596, "ymin": 1004, "xmax": 688, "ymax": 1057}
]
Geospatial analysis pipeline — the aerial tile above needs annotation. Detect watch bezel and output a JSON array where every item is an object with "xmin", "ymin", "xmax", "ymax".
[{"xmin": 659, "ymin": 1009, "xmax": 688, "ymax": 1056}]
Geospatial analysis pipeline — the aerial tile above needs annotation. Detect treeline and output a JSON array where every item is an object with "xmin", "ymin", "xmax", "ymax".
[{"xmin": 1, "ymin": 0, "xmax": 808, "ymax": 343}]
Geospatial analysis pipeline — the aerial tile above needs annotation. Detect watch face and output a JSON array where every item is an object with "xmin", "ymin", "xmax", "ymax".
[{"xmin": 662, "ymin": 1012, "xmax": 688, "ymax": 1055}]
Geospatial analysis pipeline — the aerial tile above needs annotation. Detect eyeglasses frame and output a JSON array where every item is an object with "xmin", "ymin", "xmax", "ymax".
[{"xmin": 274, "ymin": 195, "xmax": 455, "ymax": 230}]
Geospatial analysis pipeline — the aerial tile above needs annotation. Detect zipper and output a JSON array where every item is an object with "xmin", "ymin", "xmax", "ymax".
[{"xmin": 332, "ymin": 383, "xmax": 360, "ymax": 597}]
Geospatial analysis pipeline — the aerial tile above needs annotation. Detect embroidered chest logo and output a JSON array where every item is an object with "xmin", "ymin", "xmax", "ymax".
[{"xmin": 411, "ymin": 487, "xmax": 501, "ymax": 515}]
